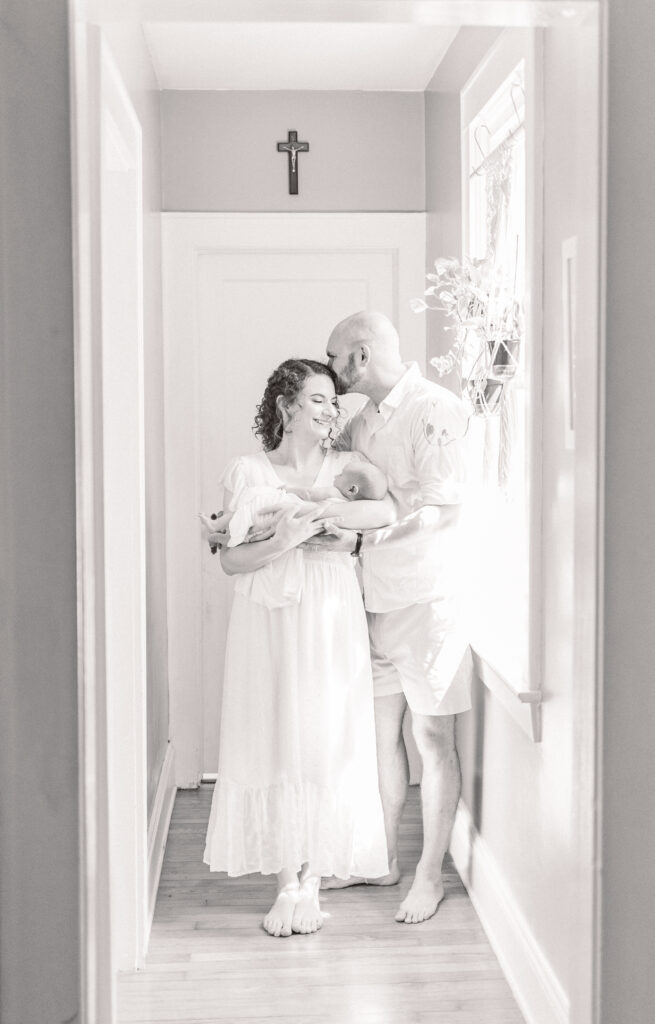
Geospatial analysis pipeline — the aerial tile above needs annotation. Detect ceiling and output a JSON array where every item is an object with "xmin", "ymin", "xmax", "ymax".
[
  {"xmin": 83, "ymin": 1, "xmax": 594, "ymax": 92},
  {"xmin": 142, "ymin": 22, "xmax": 460, "ymax": 91}
]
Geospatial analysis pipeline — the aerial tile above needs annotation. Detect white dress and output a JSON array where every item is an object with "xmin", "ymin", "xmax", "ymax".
[{"xmin": 203, "ymin": 449, "xmax": 389, "ymax": 879}]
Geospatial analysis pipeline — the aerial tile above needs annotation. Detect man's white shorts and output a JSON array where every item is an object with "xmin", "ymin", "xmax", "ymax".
[{"xmin": 367, "ymin": 600, "xmax": 473, "ymax": 717}]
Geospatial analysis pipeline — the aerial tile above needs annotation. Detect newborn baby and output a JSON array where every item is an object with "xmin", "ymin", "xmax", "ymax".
[{"xmin": 228, "ymin": 459, "xmax": 388, "ymax": 547}]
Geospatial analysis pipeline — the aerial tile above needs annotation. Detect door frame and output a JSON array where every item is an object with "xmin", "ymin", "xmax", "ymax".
[
  {"xmin": 69, "ymin": 6, "xmax": 607, "ymax": 1024},
  {"xmin": 70, "ymin": 21, "xmax": 149, "ymax": 1020}
]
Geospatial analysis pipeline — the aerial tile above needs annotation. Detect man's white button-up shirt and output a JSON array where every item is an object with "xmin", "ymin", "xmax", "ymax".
[{"xmin": 338, "ymin": 363, "xmax": 469, "ymax": 613}]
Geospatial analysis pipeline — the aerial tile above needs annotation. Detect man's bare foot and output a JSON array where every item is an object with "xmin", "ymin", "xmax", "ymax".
[
  {"xmin": 321, "ymin": 860, "xmax": 401, "ymax": 890},
  {"xmin": 262, "ymin": 884, "xmax": 299, "ymax": 937},
  {"xmin": 292, "ymin": 878, "xmax": 324, "ymax": 935},
  {"xmin": 395, "ymin": 877, "xmax": 444, "ymax": 924}
]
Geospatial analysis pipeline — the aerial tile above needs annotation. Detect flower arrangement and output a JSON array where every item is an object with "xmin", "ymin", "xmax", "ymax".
[{"xmin": 411, "ymin": 255, "xmax": 523, "ymax": 414}]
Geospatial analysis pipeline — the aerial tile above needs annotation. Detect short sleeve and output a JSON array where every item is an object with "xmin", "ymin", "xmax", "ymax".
[
  {"xmin": 410, "ymin": 394, "xmax": 468, "ymax": 505},
  {"xmin": 219, "ymin": 456, "xmax": 249, "ymax": 512}
]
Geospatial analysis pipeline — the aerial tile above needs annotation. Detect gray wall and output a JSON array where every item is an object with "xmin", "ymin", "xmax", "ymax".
[
  {"xmin": 602, "ymin": 0, "xmax": 655, "ymax": 1019},
  {"xmin": 3, "ymin": 4, "xmax": 655, "ymax": 1022},
  {"xmin": 161, "ymin": 90, "xmax": 425, "ymax": 211},
  {"xmin": 102, "ymin": 25, "xmax": 170, "ymax": 819},
  {"xmin": 0, "ymin": 1, "xmax": 80, "ymax": 1022}
]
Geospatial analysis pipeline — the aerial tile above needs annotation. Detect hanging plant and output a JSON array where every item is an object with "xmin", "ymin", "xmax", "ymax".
[{"xmin": 411, "ymin": 255, "xmax": 523, "ymax": 416}]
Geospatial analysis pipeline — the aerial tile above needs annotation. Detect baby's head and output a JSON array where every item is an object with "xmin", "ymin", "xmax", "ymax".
[{"xmin": 334, "ymin": 460, "xmax": 388, "ymax": 501}]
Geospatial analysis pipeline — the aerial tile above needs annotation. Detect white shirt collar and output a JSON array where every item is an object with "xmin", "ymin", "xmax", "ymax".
[{"xmin": 370, "ymin": 363, "xmax": 422, "ymax": 423}]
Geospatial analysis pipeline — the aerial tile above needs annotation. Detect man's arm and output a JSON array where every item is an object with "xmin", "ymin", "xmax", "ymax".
[
  {"xmin": 363, "ymin": 394, "xmax": 467, "ymax": 548},
  {"xmin": 302, "ymin": 501, "xmax": 459, "ymax": 553},
  {"xmin": 321, "ymin": 494, "xmax": 396, "ymax": 530},
  {"xmin": 361, "ymin": 502, "xmax": 461, "ymax": 551},
  {"xmin": 312, "ymin": 394, "xmax": 468, "ymax": 552}
]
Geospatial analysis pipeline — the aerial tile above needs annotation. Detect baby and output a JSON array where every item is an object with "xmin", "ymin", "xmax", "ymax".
[{"xmin": 228, "ymin": 459, "xmax": 388, "ymax": 547}]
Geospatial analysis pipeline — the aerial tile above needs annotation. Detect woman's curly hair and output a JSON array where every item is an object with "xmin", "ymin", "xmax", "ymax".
[{"xmin": 253, "ymin": 358, "xmax": 340, "ymax": 452}]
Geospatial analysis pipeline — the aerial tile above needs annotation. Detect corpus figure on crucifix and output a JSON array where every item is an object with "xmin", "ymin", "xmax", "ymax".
[{"xmin": 277, "ymin": 130, "xmax": 309, "ymax": 195}]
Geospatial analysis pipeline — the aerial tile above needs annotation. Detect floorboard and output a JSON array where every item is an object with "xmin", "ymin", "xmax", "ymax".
[{"xmin": 118, "ymin": 786, "xmax": 524, "ymax": 1024}]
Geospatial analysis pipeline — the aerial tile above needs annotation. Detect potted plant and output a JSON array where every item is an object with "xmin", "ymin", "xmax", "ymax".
[{"xmin": 487, "ymin": 297, "xmax": 522, "ymax": 381}]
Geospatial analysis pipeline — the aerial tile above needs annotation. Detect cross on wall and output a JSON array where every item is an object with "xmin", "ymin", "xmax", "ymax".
[{"xmin": 276, "ymin": 130, "xmax": 309, "ymax": 195}]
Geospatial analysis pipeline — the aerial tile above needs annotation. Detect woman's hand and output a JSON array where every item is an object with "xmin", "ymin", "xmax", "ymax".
[
  {"xmin": 273, "ymin": 505, "xmax": 340, "ymax": 551},
  {"xmin": 219, "ymin": 505, "xmax": 342, "ymax": 576}
]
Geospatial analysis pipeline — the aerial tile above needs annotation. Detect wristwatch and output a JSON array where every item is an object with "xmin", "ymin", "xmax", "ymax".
[{"xmin": 351, "ymin": 531, "xmax": 364, "ymax": 558}]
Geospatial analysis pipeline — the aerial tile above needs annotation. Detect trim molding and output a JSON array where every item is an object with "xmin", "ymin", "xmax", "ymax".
[
  {"xmin": 146, "ymin": 744, "xmax": 177, "ymax": 937},
  {"xmin": 450, "ymin": 801, "xmax": 569, "ymax": 1024}
]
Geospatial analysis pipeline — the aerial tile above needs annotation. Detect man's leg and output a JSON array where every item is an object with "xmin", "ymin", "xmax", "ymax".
[
  {"xmin": 321, "ymin": 692, "xmax": 407, "ymax": 888},
  {"xmin": 395, "ymin": 712, "xmax": 460, "ymax": 924}
]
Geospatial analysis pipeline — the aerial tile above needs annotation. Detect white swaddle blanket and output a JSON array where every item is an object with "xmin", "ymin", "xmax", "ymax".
[
  {"xmin": 228, "ymin": 485, "xmax": 303, "ymax": 546},
  {"xmin": 229, "ymin": 485, "xmax": 306, "ymax": 608}
]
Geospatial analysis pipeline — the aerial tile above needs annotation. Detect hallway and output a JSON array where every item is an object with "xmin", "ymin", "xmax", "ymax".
[{"xmin": 118, "ymin": 786, "xmax": 524, "ymax": 1024}]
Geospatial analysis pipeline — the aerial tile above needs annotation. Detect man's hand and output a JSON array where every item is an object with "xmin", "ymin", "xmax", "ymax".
[{"xmin": 300, "ymin": 522, "xmax": 359, "ymax": 553}]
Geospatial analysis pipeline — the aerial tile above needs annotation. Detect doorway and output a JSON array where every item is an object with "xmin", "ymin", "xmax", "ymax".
[{"xmin": 69, "ymin": 4, "xmax": 605, "ymax": 1023}]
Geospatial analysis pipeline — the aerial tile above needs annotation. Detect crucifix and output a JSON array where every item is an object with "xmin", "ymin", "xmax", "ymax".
[{"xmin": 277, "ymin": 130, "xmax": 309, "ymax": 195}]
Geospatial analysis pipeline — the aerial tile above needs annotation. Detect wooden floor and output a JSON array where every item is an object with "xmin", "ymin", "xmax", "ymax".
[{"xmin": 118, "ymin": 785, "xmax": 524, "ymax": 1024}]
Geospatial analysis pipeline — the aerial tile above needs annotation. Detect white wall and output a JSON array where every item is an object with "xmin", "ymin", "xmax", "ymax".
[
  {"xmin": 425, "ymin": 24, "xmax": 602, "ymax": 1021},
  {"xmin": 425, "ymin": 90, "xmax": 462, "ymax": 391},
  {"xmin": 161, "ymin": 90, "xmax": 425, "ymax": 211},
  {"xmin": 425, "ymin": 28, "xmax": 501, "ymax": 392},
  {"xmin": 0, "ymin": 2, "xmax": 80, "ymax": 1021},
  {"xmin": 101, "ymin": 26, "xmax": 170, "ymax": 819}
]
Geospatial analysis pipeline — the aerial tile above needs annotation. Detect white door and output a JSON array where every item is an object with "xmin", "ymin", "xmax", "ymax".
[{"xmin": 163, "ymin": 213, "xmax": 426, "ymax": 784}]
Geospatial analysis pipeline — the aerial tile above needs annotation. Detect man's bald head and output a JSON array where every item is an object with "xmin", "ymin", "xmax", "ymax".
[
  {"xmin": 326, "ymin": 311, "xmax": 404, "ymax": 396},
  {"xmin": 328, "ymin": 311, "xmax": 400, "ymax": 359}
]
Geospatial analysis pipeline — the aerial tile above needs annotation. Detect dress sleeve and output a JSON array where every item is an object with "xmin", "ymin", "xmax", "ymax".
[
  {"xmin": 332, "ymin": 415, "xmax": 353, "ymax": 452},
  {"xmin": 410, "ymin": 395, "xmax": 469, "ymax": 506},
  {"xmin": 219, "ymin": 456, "xmax": 250, "ymax": 512}
]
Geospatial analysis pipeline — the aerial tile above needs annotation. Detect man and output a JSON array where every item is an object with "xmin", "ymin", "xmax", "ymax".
[{"xmin": 319, "ymin": 310, "xmax": 473, "ymax": 924}]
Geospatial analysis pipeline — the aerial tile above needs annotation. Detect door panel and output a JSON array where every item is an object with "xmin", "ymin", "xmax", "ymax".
[{"xmin": 163, "ymin": 214, "xmax": 425, "ymax": 783}]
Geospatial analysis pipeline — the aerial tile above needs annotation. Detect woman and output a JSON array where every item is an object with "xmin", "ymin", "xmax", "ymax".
[{"xmin": 203, "ymin": 358, "xmax": 395, "ymax": 937}]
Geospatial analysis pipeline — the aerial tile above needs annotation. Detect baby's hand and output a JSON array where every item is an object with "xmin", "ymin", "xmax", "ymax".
[{"xmin": 199, "ymin": 511, "xmax": 231, "ymax": 553}]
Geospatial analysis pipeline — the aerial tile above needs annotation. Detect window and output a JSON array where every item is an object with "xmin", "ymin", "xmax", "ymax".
[{"xmin": 461, "ymin": 37, "xmax": 542, "ymax": 707}]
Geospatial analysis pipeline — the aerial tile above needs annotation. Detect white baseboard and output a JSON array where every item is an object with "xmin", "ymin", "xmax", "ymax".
[
  {"xmin": 146, "ymin": 743, "xmax": 176, "ymax": 938},
  {"xmin": 450, "ymin": 802, "xmax": 569, "ymax": 1024}
]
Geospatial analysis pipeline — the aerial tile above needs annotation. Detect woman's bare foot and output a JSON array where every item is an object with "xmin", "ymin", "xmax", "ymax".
[
  {"xmin": 394, "ymin": 877, "xmax": 444, "ymax": 924},
  {"xmin": 321, "ymin": 859, "xmax": 401, "ymax": 890},
  {"xmin": 292, "ymin": 877, "xmax": 324, "ymax": 935},
  {"xmin": 262, "ymin": 884, "xmax": 299, "ymax": 937}
]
